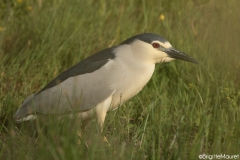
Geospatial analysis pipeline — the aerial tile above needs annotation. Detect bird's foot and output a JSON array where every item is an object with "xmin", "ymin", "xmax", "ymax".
[
  {"xmin": 102, "ymin": 136, "xmax": 111, "ymax": 147},
  {"xmin": 77, "ymin": 130, "xmax": 89, "ymax": 149}
]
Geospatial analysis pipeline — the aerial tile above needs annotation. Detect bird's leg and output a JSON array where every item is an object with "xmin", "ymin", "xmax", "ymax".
[
  {"xmin": 95, "ymin": 95, "xmax": 113, "ymax": 145},
  {"xmin": 77, "ymin": 130, "xmax": 89, "ymax": 149},
  {"xmin": 77, "ymin": 115, "xmax": 92, "ymax": 146},
  {"xmin": 81, "ymin": 118, "xmax": 92, "ymax": 131},
  {"xmin": 96, "ymin": 112, "xmax": 110, "ymax": 145},
  {"xmin": 96, "ymin": 111, "xmax": 106, "ymax": 133},
  {"xmin": 77, "ymin": 118, "xmax": 91, "ymax": 139}
]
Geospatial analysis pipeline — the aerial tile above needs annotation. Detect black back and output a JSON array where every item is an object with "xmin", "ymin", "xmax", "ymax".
[{"xmin": 37, "ymin": 47, "xmax": 116, "ymax": 94}]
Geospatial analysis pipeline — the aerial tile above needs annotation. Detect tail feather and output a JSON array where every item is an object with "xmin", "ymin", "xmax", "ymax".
[{"xmin": 14, "ymin": 94, "xmax": 36, "ymax": 122}]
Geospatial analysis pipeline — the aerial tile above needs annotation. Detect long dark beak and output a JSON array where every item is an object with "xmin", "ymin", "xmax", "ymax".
[{"xmin": 165, "ymin": 48, "xmax": 199, "ymax": 64}]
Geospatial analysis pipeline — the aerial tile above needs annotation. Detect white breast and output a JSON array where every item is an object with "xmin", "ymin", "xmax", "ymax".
[{"xmin": 107, "ymin": 45, "xmax": 156, "ymax": 109}]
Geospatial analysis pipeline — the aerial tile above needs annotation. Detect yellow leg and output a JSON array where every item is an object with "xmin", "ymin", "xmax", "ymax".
[{"xmin": 95, "ymin": 95, "xmax": 113, "ymax": 146}]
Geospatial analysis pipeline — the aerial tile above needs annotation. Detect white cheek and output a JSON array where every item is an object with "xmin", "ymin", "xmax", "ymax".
[
  {"xmin": 156, "ymin": 57, "xmax": 175, "ymax": 63},
  {"xmin": 163, "ymin": 42, "xmax": 172, "ymax": 48}
]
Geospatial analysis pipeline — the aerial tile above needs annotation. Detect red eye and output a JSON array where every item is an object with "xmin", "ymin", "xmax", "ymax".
[{"xmin": 152, "ymin": 43, "xmax": 160, "ymax": 48}]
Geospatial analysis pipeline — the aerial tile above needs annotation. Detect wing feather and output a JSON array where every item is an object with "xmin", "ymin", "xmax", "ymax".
[{"xmin": 14, "ymin": 47, "xmax": 117, "ymax": 120}]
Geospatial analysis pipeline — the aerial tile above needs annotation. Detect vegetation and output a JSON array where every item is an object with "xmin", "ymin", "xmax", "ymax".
[{"xmin": 0, "ymin": 0, "xmax": 239, "ymax": 159}]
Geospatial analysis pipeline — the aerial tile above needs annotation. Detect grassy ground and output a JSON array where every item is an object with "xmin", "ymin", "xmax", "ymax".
[{"xmin": 0, "ymin": 0, "xmax": 240, "ymax": 159}]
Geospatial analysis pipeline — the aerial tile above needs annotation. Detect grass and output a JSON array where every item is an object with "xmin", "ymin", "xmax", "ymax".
[{"xmin": 0, "ymin": 0, "xmax": 240, "ymax": 159}]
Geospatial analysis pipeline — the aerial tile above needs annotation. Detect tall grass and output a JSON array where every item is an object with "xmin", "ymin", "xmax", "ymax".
[{"xmin": 0, "ymin": 0, "xmax": 239, "ymax": 159}]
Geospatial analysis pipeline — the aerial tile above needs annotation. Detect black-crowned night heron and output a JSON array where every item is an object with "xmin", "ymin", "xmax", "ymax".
[{"xmin": 14, "ymin": 33, "xmax": 198, "ymax": 132}]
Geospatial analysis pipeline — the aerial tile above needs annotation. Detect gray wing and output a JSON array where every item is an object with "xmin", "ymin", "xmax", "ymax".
[
  {"xmin": 37, "ymin": 47, "xmax": 116, "ymax": 94},
  {"xmin": 14, "ymin": 47, "xmax": 117, "ymax": 120}
]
